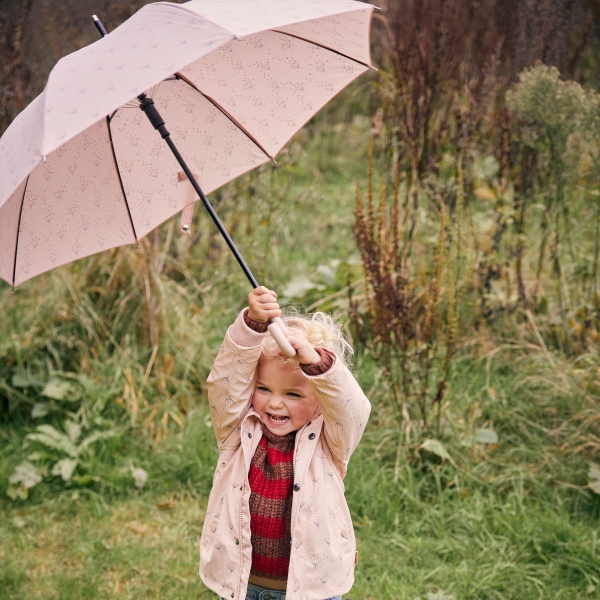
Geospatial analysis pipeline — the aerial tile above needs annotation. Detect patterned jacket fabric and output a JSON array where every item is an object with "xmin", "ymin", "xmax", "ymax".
[{"xmin": 199, "ymin": 309, "xmax": 371, "ymax": 600}]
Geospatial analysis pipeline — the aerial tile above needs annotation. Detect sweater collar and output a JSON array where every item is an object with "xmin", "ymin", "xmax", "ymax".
[{"xmin": 260, "ymin": 421, "xmax": 296, "ymax": 446}]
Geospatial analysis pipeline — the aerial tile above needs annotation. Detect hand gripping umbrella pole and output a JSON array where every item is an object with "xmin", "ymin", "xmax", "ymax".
[{"xmin": 92, "ymin": 15, "xmax": 296, "ymax": 358}]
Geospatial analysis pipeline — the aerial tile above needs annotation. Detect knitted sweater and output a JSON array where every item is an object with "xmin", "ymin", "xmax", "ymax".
[{"xmin": 248, "ymin": 424, "xmax": 296, "ymax": 579}]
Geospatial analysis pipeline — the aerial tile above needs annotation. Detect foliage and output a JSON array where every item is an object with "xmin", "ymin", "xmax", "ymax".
[
  {"xmin": 350, "ymin": 140, "xmax": 459, "ymax": 438},
  {"xmin": 5, "ymin": 371, "xmax": 124, "ymax": 499}
]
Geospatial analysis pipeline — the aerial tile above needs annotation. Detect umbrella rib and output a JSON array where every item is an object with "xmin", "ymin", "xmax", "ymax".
[
  {"xmin": 11, "ymin": 174, "xmax": 30, "ymax": 288},
  {"xmin": 271, "ymin": 30, "xmax": 373, "ymax": 70},
  {"xmin": 105, "ymin": 116, "xmax": 139, "ymax": 242},
  {"xmin": 175, "ymin": 72, "xmax": 274, "ymax": 161}
]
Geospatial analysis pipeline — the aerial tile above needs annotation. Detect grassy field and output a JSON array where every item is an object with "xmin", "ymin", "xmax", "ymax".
[
  {"xmin": 2, "ymin": 352, "xmax": 600, "ymax": 599},
  {"xmin": 2, "ymin": 94, "xmax": 600, "ymax": 599}
]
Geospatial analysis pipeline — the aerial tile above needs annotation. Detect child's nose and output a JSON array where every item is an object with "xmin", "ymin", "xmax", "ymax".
[{"xmin": 268, "ymin": 395, "xmax": 285, "ymax": 409}]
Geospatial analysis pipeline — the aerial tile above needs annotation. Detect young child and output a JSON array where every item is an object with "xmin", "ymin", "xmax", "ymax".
[{"xmin": 199, "ymin": 287, "xmax": 371, "ymax": 600}]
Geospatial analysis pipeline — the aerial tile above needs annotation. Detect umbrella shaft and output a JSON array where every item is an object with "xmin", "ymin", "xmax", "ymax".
[
  {"xmin": 92, "ymin": 18, "xmax": 259, "ymax": 290},
  {"xmin": 138, "ymin": 93, "xmax": 259, "ymax": 289}
]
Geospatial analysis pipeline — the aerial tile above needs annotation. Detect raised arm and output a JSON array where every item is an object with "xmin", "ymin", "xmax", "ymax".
[
  {"xmin": 207, "ymin": 287, "xmax": 281, "ymax": 448},
  {"xmin": 206, "ymin": 309, "xmax": 266, "ymax": 448},
  {"xmin": 302, "ymin": 353, "xmax": 371, "ymax": 478}
]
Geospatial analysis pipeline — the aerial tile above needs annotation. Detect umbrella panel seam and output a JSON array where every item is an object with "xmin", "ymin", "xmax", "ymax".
[
  {"xmin": 174, "ymin": 73, "xmax": 274, "ymax": 161},
  {"xmin": 271, "ymin": 29, "xmax": 373, "ymax": 70},
  {"xmin": 105, "ymin": 116, "xmax": 139, "ymax": 243},
  {"xmin": 12, "ymin": 175, "xmax": 30, "ymax": 288}
]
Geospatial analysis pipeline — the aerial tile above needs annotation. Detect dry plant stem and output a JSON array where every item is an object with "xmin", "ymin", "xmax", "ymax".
[{"xmin": 353, "ymin": 141, "xmax": 459, "ymax": 436}]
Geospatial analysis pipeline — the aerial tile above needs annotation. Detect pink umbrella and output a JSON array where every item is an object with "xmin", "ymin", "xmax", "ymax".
[{"xmin": 0, "ymin": 0, "xmax": 374, "ymax": 353}]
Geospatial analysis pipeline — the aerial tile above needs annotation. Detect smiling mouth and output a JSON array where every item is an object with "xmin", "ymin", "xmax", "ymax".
[{"xmin": 267, "ymin": 413, "xmax": 290, "ymax": 425}]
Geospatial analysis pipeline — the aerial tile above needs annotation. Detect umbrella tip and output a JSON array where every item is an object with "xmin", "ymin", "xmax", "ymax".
[{"xmin": 92, "ymin": 14, "xmax": 98, "ymax": 21}]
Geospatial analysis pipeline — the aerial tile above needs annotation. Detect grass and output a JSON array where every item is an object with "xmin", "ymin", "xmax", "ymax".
[{"xmin": 2, "ymin": 353, "xmax": 600, "ymax": 599}]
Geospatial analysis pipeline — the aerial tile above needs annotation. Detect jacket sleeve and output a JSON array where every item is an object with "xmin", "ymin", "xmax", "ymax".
[
  {"xmin": 206, "ymin": 309, "xmax": 266, "ymax": 449},
  {"xmin": 302, "ymin": 354, "xmax": 371, "ymax": 478}
]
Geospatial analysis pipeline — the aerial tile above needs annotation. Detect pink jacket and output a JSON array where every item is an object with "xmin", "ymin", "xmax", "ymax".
[{"xmin": 199, "ymin": 310, "xmax": 371, "ymax": 600}]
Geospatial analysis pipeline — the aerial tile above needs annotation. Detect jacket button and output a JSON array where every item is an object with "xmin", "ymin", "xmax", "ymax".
[
  {"xmin": 248, "ymin": 432, "xmax": 252, "ymax": 439},
  {"xmin": 293, "ymin": 483, "xmax": 300, "ymax": 492},
  {"xmin": 210, "ymin": 523, "xmax": 217, "ymax": 533},
  {"xmin": 221, "ymin": 461, "xmax": 226, "ymax": 467},
  {"xmin": 308, "ymin": 433, "xmax": 316, "ymax": 440},
  {"xmin": 231, "ymin": 594, "xmax": 234, "ymax": 598},
  {"xmin": 235, "ymin": 538, "xmax": 240, "ymax": 545}
]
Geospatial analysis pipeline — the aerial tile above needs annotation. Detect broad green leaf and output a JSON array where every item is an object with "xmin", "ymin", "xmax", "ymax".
[
  {"xmin": 27, "ymin": 425, "xmax": 77, "ymax": 456},
  {"xmin": 420, "ymin": 438, "xmax": 451, "ymax": 460},
  {"xmin": 474, "ymin": 428, "xmax": 499, "ymax": 444},
  {"xmin": 42, "ymin": 380, "xmax": 77, "ymax": 401},
  {"xmin": 460, "ymin": 435, "xmax": 475, "ymax": 448},
  {"xmin": 588, "ymin": 463, "xmax": 600, "ymax": 495},
  {"xmin": 31, "ymin": 403, "xmax": 50, "ymax": 419},
  {"xmin": 75, "ymin": 474, "xmax": 94, "ymax": 487},
  {"xmin": 8, "ymin": 461, "xmax": 42, "ymax": 488},
  {"xmin": 52, "ymin": 458, "xmax": 78, "ymax": 481},
  {"xmin": 11, "ymin": 373, "xmax": 43, "ymax": 388},
  {"xmin": 589, "ymin": 462, "xmax": 600, "ymax": 481},
  {"xmin": 66, "ymin": 421, "xmax": 81, "ymax": 443}
]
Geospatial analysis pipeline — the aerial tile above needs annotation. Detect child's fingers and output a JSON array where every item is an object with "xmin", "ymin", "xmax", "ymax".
[
  {"xmin": 252, "ymin": 286, "xmax": 277, "ymax": 297},
  {"xmin": 256, "ymin": 295, "xmax": 279, "ymax": 305},
  {"xmin": 258, "ymin": 302, "xmax": 280, "ymax": 313}
]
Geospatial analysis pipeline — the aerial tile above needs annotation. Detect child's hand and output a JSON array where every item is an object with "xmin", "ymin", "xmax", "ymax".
[
  {"xmin": 248, "ymin": 287, "xmax": 281, "ymax": 323},
  {"xmin": 284, "ymin": 329, "xmax": 321, "ymax": 365}
]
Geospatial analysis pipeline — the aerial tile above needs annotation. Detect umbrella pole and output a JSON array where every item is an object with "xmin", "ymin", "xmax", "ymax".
[
  {"xmin": 137, "ymin": 94, "xmax": 260, "ymax": 289},
  {"xmin": 138, "ymin": 94, "xmax": 295, "ymax": 357},
  {"xmin": 93, "ymin": 16, "xmax": 295, "ymax": 358}
]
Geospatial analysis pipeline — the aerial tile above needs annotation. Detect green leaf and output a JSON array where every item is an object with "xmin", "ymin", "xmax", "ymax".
[
  {"xmin": 66, "ymin": 421, "xmax": 81, "ymax": 443},
  {"xmin": 26, "ymin": 425, "xmax": 77, "ymax": 456},
  {"xmin": 51, "ymin": 458, "xmax": 78, "ymax": 482},
  {"xmin": 31, "ymin": 403, "xmax": 50, "ymax": 419},
  {"xmin": 74, "ymin": 474, "xmax": 94, "ymax": 487},
  {"xmin": 473, "ymin": 428, "xmax": 499, "ymax": 444},
  {"xmin": 420, "ymin": 438, "xmax": 451, "ymax": 461},
  {"xmin": 588, "ymin": 463, "xmax": 600, "ymax": 495},
  {"xmin": 11, "ymin": 373, "xmax": 43, "ymax": 388},
  {"xmin": 42, "ymin": 380, "xmax": 76, "ymax": 401},
  {"xmin": 8, "ymin": 461, "xmax": 42, "ymax": 489}
]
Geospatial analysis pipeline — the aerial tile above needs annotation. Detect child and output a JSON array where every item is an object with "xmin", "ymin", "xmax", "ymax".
[{"xmin": 199, "ymin": 287, "xmax": 371, "ymax": 600}]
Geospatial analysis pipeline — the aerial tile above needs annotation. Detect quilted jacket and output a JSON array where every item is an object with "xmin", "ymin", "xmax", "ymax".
[{"xmin": 199, "ymin": 310, "xmax": 371, "ymax": 600}]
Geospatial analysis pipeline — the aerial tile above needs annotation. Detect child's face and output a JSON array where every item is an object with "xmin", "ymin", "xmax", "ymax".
[{"xmin": 252, "ymin": 357, "xmax": 319, "ymax": 436}]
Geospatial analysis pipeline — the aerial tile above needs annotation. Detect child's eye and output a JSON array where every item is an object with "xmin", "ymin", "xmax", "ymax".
[
  {"xmin": 257, "ymin": 386, "xmax": 270, "ymax": 393},
  {"xmin": 287, "ymin": 392, "xmax": 301, "ymax": 398}
]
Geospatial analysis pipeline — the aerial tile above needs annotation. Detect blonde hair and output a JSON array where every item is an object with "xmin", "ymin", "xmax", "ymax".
[{"xmin": 261, "ymin": 308, "xmax": 353, "ymax": 368}]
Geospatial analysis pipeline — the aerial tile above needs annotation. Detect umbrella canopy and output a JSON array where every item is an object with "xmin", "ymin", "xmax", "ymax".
[{"xmin": 0, "ymin": 0, "xmax": 374, "ymax": 287}]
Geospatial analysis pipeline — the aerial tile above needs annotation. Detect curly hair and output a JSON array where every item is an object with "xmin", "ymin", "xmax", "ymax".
[{"xmin": 260, "ymin": 308, "xmax": 353, "ymax": 369}]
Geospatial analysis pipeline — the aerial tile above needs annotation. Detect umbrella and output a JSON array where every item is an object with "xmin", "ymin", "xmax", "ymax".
[{"xmin": 0, "ymin": 0, "xmax": 374, "ymax": 353}]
